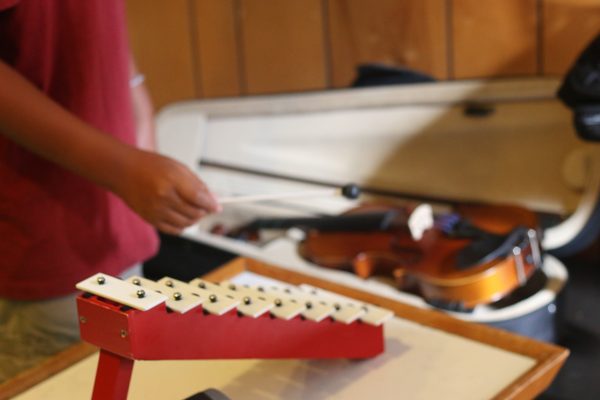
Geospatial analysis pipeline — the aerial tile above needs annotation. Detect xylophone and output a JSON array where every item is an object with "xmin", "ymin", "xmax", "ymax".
[{"xmin": 75, "ymin": 273, "xmax": 393, "ymax": 400}]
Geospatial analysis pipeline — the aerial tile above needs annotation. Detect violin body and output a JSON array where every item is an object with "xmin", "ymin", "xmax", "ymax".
[{"xmin": 298, "ymin": 203, "xmax": 542, "ymax": 309}]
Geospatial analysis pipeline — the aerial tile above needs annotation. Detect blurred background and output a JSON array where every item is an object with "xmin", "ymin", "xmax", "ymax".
[{"xmin": 125, "ymin": 0, "xmax": 600, "ymax": 109}]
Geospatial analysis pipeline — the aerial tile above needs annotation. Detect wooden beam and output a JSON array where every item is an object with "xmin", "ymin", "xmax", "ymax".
[
  {"xmin": 192, "ymin": 0, "xmax": 242, "ymax": 98},
  {"xmin": 542, "ymin": 0, "xmax": 600, "ymax": 75},
  {"xmin": 239, "ymin": 0, "xmax": 328, "ymax": 95},
  {"xmin": 451, "ymin": 0, "xmax": 538, "ymax": 79},
  {"xmin": 327, "ymin": 0, "xmax": 448, "ymax": 87},
  {"xmin": 126, "ymin": 0, "xmax": 196, "ymax": 110}
]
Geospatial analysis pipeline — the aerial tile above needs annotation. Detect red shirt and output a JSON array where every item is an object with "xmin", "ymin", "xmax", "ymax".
[{"xmin": 0, "ymin": 0, "xmax": 159, "ymax": 299}]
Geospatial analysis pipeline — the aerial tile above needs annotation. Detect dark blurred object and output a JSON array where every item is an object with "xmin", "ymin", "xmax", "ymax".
[
  {"xmin": 557, "ymin": 34, "xmax": 600, "ymax": 141},
  {"xmin": 143, "ymin": 232, "xmax": 236, "ymax": 281},
  {"xmin": 351, "ymin": 63, "xmax": 435, "ymax": 87},
  {"xmin": 539, "ymin": 258, "xmax": 600, "ymax": 400},
  {"xmin": 185, "ymin": 388, "xmax": 231, "ymax": 400}
]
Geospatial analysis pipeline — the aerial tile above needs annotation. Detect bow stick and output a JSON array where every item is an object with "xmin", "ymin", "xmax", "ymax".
[{"xmin": 217, "ymin": 183, "xmax": 361, "ymax": 204}]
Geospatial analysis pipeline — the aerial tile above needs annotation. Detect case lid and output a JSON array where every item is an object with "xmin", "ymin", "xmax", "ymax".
[{"xmin": 156, "ymin": 77, "xmax": 600, "ymax": 252}]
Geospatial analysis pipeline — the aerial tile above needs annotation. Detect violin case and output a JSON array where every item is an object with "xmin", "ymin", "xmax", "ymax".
[{"xmin": 153, "ymin": 77, "xmax": 600, "ymax": 343}]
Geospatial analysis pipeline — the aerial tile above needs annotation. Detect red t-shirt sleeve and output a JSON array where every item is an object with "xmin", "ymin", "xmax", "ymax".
[{"xmin": 0, "ymin": 0, "xmax": 19, "ymax": 11}]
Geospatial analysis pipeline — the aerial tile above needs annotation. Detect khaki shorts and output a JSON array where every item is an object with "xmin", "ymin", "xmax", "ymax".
[{"xmin": 0, "ymin": 264, "xmax": 142, "ymax": 383}]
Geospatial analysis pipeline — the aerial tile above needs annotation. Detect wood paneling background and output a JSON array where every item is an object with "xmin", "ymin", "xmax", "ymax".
[
  {"xmin": 451, "ymin": 0, "xmax": 539, "ymax": 78},
  {"xmin": 192, "ymin": 0, "xmax": 241, "ymax": 98},
  {"xmin": 240, "ymin": 0, "xmax": 328, "ymax": 94},
  {"xmin": 542, "ymin": 0, "xmax": 600, "ymax": 75},
  {"xmin": 328, "ymin": 0, "xmax": 448, "ymax": 86},
  {"xmin": 126, "ymin": 0, "xmax": 600, "ymax": 109},
  {"xmin": 125, "ymin": 0, "xmax": 197, "ymax": 109}
]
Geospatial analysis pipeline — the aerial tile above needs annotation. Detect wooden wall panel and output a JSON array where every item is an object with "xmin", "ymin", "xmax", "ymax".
[
  {"xmin": 327, "ymin": 0, "xmax": 448, "ymax": 88},
  {"xmin": 542, "ymin": 0, "xmax": 600, "ymax": 76},
  {"xmin": 452, "ymin": 0, "xmax": 539, "ymax": 79},
  {"xmin": 239, "ymin": 0, "xmax": 328, "ymax": 95},
  {"xmin": 193, "ymin": 0, "xmax": 242, "ymax": 98},
  {"xmin": 126, "ymin": 1, "xmax": 600, "ymax": 102},
  {"xmin": 126, "ymin": 0, "xmax": 196, "ymax": 110}
]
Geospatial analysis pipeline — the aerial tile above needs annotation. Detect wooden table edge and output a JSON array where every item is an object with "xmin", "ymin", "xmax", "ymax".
[
  {"xmin": 0, "ymin": 341, "xmax": 97, "ymax": 400},
  {"xmin": 207, "ymin": 257, "xmax": 569, "ymax": 400}
]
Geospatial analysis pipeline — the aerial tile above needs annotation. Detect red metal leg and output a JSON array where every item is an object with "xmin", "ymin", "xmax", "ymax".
[{"xmin": 91, "ymin": 349, "xmax": 134, "ymax": 400}]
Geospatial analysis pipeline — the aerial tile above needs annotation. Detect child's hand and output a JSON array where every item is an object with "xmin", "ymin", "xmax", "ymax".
[{"xmin": 113, "ymin": 149, "xmax": 221, "ymax": 235}]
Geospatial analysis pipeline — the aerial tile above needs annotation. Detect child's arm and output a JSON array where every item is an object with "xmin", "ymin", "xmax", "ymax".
[{"xmin": 0, "ymin": 60, "xmax": 220, "ymax": 235}]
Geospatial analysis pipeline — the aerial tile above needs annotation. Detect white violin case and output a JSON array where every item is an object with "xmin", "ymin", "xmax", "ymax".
[{"xmin": 154, "ymin": 77, "xmax": 600, "ymax": 343}]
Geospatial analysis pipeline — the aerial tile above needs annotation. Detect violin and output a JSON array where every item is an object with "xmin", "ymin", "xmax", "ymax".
[
  {"xmin": 213, "ymin": 201, "xmax": 542, "ymax": 310},
  {"xmin": 297, "ymin": 203, "xmax": 542, "ymax": 310}
]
